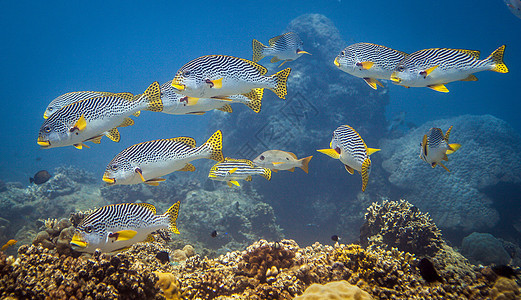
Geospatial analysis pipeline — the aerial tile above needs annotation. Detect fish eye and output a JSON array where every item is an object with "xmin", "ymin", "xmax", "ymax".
[
  {"xmin": 397, "ymin": 66, "xmax": 405, "ymax": 72},
  {"xmin": 259, "ymin": 155, "xmax": 265, "ymax": 161},
  {"xmin": 183, "ymin": 70, "xmax": 191, "ymax": 76},
  {"xmin": 43, "ymin": 125, "xmax": 51, "ymax": 133},
  {"xmin": 48, "ymin": 107, "xmax": 53, "ymax": 112},
  {"xmin": 341, "ymin": 51, "xmax": 345, "ymax": 56},
  {"xmin": 111, "ymin": 164, "xmax": 118, "ymax": 171},
  {"xmin": 85, "ymin": 225, "xmax": 93, "ymax": 233}
]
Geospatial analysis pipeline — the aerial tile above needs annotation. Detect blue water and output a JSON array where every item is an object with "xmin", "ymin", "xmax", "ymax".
[{"xmin": 1, "ymin": 0, "xmax": 520, "ymax": 183}]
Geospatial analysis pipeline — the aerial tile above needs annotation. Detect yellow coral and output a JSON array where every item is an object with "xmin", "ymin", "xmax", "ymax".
[
  {"xmin": 154, "ymin": 272, "xmax": 181, "ymax": 300},
  {"xmin": 294, "ymin": 280, "xmax": 373, "ymax": 300}
]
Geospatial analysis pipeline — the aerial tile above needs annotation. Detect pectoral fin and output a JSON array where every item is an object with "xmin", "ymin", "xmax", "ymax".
[
  {"xmin": 270, "ymin": 57, "xmax": 280, "ymax": 63},
  {"xmin": 70, "ymin": 115, "xmax": 87, "ymax": 132},
  {"xmin": 317, "ymin": 148, "xmax": 340, "ymax": 159},
  {"xmin": 210, "ymin": 78, "xmax": 223, "ymax": 89},
  {"xmin": 228, "ymin": 167, "xmax": 238, "ymax": 174},
  {"xmin": 420, "ymin": 66, "xmax": 438, "ymax": 77},
  {"xmin": 427, "ymin": 84, "xmax": 449, "ymax": 93},
  {"xmin": 357, "ymin": 61, "xmax": 374, "ymax": 70},
  {"xmin": 229, "ymin": 180, "xmax": 240, "ymax": 187},
  {"xmin": 145, "ymin": 178, "xmax": 165, "ymax": 186},
  {"xmin": 135, "ymin": 168, "xmax": 145, "ymax": 182},
  {"xmin": 111, "ymin": 230, "xmax": 137, "ymax": 241}
]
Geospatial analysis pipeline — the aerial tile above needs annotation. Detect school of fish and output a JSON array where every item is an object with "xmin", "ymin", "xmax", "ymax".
[{"xmin": 28, "ymin": 29, "xmax": 510, "ymax": 253}]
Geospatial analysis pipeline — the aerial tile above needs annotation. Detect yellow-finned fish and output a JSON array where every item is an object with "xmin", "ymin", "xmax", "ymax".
[
  {"xmin": 103, "ymin": 130, "xmax": 223, "ymax": 186},
  {"xmin": 334, "ymin": 42, "xmax": 408, "ymax": 90},
  {"xmin": 170, "ymin": 55, "xmax": 291, "ymax": 100},
  {"xmin": 317, "ymin": 125, "xmax": 380, "ymax": 192},
  {"xmin": 208, "ymin": 158, "xmax": 271, "ymax": 187},
  {"xmin": 1, "ymin": 239, "xmax": 17, "ymax": 251},
  {"xmin": 390, "ymin": 45, "xmax": 508, "ymax": 92},
  {"xmin": 252, "ymin": 150, "xmax": 312, "ymax": 173},
  {"xmin": 419, "ymin": 126, "xmax": 461, "ymax": 172},
  {"xmin": 37, "ymin": 82, "xmax": 162, "ymax": 150},
  {"xmin": 43, "ymin": 91, "xmax": 115, "ymax": 119},
  {"xmin": 252, "ymin": 32, "xmax": 311, "ymax": 67},
  {"xmin": 71, "ymin": 202, "xmax": 180, "ymax": 253},
  {"xmin": 159, "ymin": 80, "xmax": 263, "ymax": 114}
]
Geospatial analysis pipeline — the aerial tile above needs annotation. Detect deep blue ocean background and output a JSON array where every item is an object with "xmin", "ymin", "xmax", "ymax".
[{"xmin": 1, "ymin": 0, "xmax": 520, "ymax": 184}]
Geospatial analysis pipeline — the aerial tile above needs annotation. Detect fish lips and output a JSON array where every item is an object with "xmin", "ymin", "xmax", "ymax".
[
  {"xmin": 102, "ymin": 175, "xmax": 116, "ymax": 185},
  {"xmin": 333, "ymin": 57, "xmax": 340, "ymax": 67},
  {"xmin": 70, "ymin": 233, "xmax": 88, "ymax": 249},
  {"xmin": 170, "ymin": 80, "xmax": 186, "ymax": 91},
  {"xmin": 37, "ymin": 138, "xmax": 51, "ymax": 148},
  {"xmin": 390, "ymin": 72, "xmax": 402, "ymax": 83}
]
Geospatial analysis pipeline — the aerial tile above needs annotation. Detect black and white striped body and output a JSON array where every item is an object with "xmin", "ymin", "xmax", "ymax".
[
  {"xmin": 331, "ymin": 125, "xmax": 370, "ymax": 173},
  {"xmin": 160, "ymin": 81, "xmax": 250, "ymax": 115},
  {"xmin": 392, "ymin": 48, "xmax": 493, "ymax": 87},
  {"xmin": 171, "ymin": 55, "xmax": 275, "ymax": 98},
  {"xmin": 261, "ymin": 32, "xmax": 305, "ymax": 62},
  {"xmin": 335, "ymin": 43, "xmax": 407, "ymax": 80},
  {"xmin": 72, "ymin": 203, "xmax": 176, "ymax": 253},
  {"xmin": 420, "ymin": 128, "xmax": 450, "ymax": 166},
  {"xmin": 44, "ymin": 91, "xmax": 113, "ymax": 119},
  {"xmin": 104, "ymin": 137, "xmax": 214, "ymax": 185},
  {"xmin": 208, "ymin": 158, "xmax": 269, "ymax": 182},
  {"xmin": 38, "ymin": 94, "xmax": 143, "ymax": 149}
]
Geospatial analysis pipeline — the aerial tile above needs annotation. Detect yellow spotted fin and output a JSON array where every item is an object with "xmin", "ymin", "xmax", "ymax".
[
  {"xmin": 164, "ymin": 201, "xmax": 180, "ymax": 234},
  {"xmin": 261, "ymin": 168, "xmax": 271, "ymax": 180},
  {"xmin": 361, "ymin": 158, "xmax": 371, "ymax": 192},
  {"xmin": 179, "ymin": 163, "xmax": 196, "ymax": 172},
  {"xmin": 243, "ymin": 88, "xmax": 263, "ymax": 113},
  {"xmin": 245, "ymin": 175, "xmax": 253, "ymax": 181},
  {"xmin": 142, "ymin": 81, "xmax": 163, "ymax": 112},
  {"xmin": 118, "ymin": 117, "xmax": 134, "ymax": 128},
  {"xmin": 269, "ymin": 68, "xmax": 291, "ymax": 99},
  {"xmin": 204, "ymin": 130, "xmax": 224, "ymax": 162},
  {"xmin": 217, "ymin": 104, "xmax": 233, "ymax": 113},
  {"xmin": 252, "ymin": 39, "xmax": 266, "ymax": 62},
  {"xmin": 487, "ymin": 45, "xmax": 508, "ymax": 73},
  {"xmin": 105, "ymin": 128, "xmax": 121, "ymax": 142}
]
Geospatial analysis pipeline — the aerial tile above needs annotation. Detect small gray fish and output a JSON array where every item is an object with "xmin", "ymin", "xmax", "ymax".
[
  {"xmin": 30, "ymin": 170, "xmax": 52, "ymax": 185},
  {"xmin": 334, "ymin": 42, "xmax": 408, "ymax": 90},
  {"xmin": 44, "ymin": 91, "xmax": 115, "ymax": 119},
  {"xmin": 252, "ymin": 150, "xmax": 312, "ymax": 173},
  {"xmin": 208, "ymin": 158, "xmax": 271, "ymax": 187},
  {"xmin": 390, "ymin": 46, "xmax": 508, "ymax": 92},
  {"xmin": 317, "ymin": 125, "xmax": 380, "ymax": 192},
  {"xmin": 171, "ymin": 55, "xmax": 291, "ymax": 100},
  {"xmin": 419, "ymin": 126, "xmax": 461, "ymax": 172},
  {"xmin": 252, "ymin": 32, "xmax": 311, "ymax": 67},
  {"xmin": 71, "ymin": 202, "xmax": 180, "ymax": 253},
  {"xmin": 103, "ymin": 130, "xmax": 223, "ymax": 186}
]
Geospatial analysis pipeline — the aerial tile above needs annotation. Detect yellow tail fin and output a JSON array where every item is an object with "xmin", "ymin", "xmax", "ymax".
[
  {"xmin": 299, "ymin": 156, "xmax": 313, "ymax": 174},
  {"xmin": 252, "ymin": 39, "xmax": 266, "ymax": 62},
  {"xmin": 447, "ymin": 143, "xmax": 461, "ymax": 155},
  {"xmin": 487, "ymin": 45, "xmax": 509, "ymax": 73},
  {"xmin": 164, "ymin": 201, "xmax": 180, "ymax": 234},
  {"xmin": 270, "ymin": 68, "xmax": 291, "ymax": 99},
  {"xmin": 204, "ymin": 130, "xmax": 224, "ymax": 162},
  {"xmin": 243, "ymin": 88, "xmax": 263, "ymax": 113},
  {"xmin": 142, "ymin": 81, "xmax": 163, "ymax": 112}
]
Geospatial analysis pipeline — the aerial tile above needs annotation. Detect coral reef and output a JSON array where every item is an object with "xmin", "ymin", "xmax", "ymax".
[
  {"xmin": 294, "ymin": 280, "xmax": 373, "ymax": 299},
  {"xmin": 32, "ymin": 217, "xmax": 76, "ymax": 256},
  {"xmin": 380, "ymin": 114, "xmax": 521, "ymax": 232},
  {"xmin": 461, "ymin": 232, "xmax": 512, "ymax": 266},
  {"xmin": 360, "ymin": 199, "xmax": 444, "ymax": 256}
]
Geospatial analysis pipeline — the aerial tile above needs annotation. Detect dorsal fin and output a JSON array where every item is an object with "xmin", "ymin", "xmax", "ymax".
[
  {"xmin": 135, "ymin": 203, "xmax": 157, "ymax": 214},
  {"xmin": 286, "ymin": 151, "xmax": 297, "ymax": 159},
  {"xmin": 444, "ymin": 125, "xmax": 453, "ymax": 141},
  {"xmin": 456, "ymin": 49, "xmax": 480, "ymax": 59},
  {"xmin": 169, "ymin": 137, "xmax": 196, "ymax": 148},
  {"xmin": 268, "ymin": 34, "xmax": 285, "ymax": 46},
  {"xmin": 238, "ymin": 58, "xmax": 267, "ymax": 75},
  {"xmin": 113, "ymin": 92, "xmax": 134, "ymax": 101},
  {"xmin": 224, "ymin": 157, "xmax": 255, "ymax": 167}
]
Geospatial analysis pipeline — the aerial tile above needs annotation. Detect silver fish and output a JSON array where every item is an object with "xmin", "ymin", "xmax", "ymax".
[
  {"xmin": 419, "ymin": 126, "xmax": 461, "ymax": 172},
  {"xmin": 252, "ymin": 150, "xmax": 312, "ymax": 173}
]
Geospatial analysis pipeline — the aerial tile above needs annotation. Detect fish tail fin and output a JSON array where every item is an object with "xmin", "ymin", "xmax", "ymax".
[
  {"xmin": 164, "ymin": 201, "xmax": 180, "ymax": 234},
  {"xmin": 203, "ymin": 130, "xmax": 224, "ymax": 162},
  {"xmin": 447, "ymin": 143, "xmax": 461, "ymax": 155},
  {"xmin": 262, "ymin": 168, "xmax": 272, "ymax": 180},
  {"xmin": 361, "ymin": 158, "xmax": 371, "ymax": 192},
  {"xmin": 243, "ymin": 88, "xmax": 263, "ymax": 113},
  {"xmin": 299, "ymin": 156, "xmax": 313, "ymax": 174},
  {"xmin": 486, "ymin": 45, "xmax": 508, "ymax": 73},
  {"xmin": 142, "ymin": 81, "xmax": 163, "ymax": 112},
  {"xmin": 252, "ymin": 39, "xmax": 266, "ymax": 62},
  {"xmin": 270, "ymin": 68, "xmax": 291, "ymax": 99}
]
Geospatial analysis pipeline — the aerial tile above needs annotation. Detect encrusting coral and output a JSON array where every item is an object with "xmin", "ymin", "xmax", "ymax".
[{"xmin": 294, "ymin": 280, "xmax": 373, "ymax": 300}]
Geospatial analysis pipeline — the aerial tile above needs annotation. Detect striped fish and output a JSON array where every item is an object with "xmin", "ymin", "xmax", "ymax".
[
  {"xmin": 103, "ymin": 130, "xmax": 223, "ymax": 186},
  {"xmin": 208, "ymin": 157, "xmax": 271, "ymax": 187},
  {"xmin": 317, "ymin": 125, "xmax": 380, "ymax": 192},
  {"xmin": 170, "ymin": 55, "xmax": 291, "ymax": 100},
  {"xmin": 334, "ymin": 43, "xmax": 408, "ymax": 90},
  {"xmin": 390, "ymin": 45, "xmax": 508, "ymax": 92},
  {"xmin": 71, "ymin": 202, "xmax": 180, "ymax": 253},
  {"xmin": 159, "ymin": 80, "xmax": 263, "ymax": 114},
  {"xmin": 252, "ymin": 32, "xmax": 311, "ymax": 67},
  {"xmin": 37, "ymin": 82, "xmax": 162, "ymax": 149},
  {"xmin": 419, "ymin": 126, "xmax": 461, "ymax": 172},
  {"xmin": 44, "ymin": 91, "xmax": 115, "ymax": 119}
]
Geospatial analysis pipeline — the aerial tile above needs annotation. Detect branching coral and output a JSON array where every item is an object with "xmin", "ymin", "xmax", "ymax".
[{"xmin": 360, "ymin": 199, "xmax": 444, "ymax": 256}]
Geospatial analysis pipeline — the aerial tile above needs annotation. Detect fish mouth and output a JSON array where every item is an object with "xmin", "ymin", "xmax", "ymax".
[
  {"xmin": 102, "ymin": 175, "xmax": 116, "ymax": 185},
  {"xmin": 70, "ymin": 233, "xmax": 88, "ymax": 248},
  {"xmin": 297, "ymin": 50, "xmax": 311, "ymax": 55},
  {"xmin": 208, "ymin": 173, "xmax": 216, "ymax": 178},
  {"xmin": 390, "ymin": 72, "xmax": 401, "ymax": 83},
  {"xmin": 43, "ymin": 113, "xmax": 49, "ymax": 119},
  {"xmin": 37, "ymin": 138, "xmax": 51, "ymax": 147},
  {"xmin": 171, "ymin": 80, "xmax": 185, "ymax": 91},
  {"xmin": 333, "ymin": 57, "xmax": 340, "ymax": 67}
]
